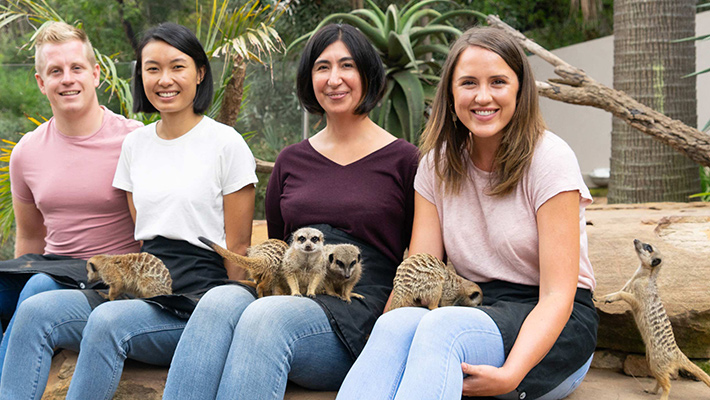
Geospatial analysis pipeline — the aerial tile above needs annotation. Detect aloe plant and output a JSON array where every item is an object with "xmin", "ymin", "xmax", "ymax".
[{"xmin": 289, "ymin": 0, "xmax": 486, "ymax": 142}]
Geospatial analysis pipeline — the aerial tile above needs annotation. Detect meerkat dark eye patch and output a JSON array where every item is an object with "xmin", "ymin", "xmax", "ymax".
[
  {"xmin": 298, "ymin": 236, "xmax": 306, "ymax": 243},
  {"xmin": 470, "ymin": 291, "xmax": 481, "ymax": 300},
  {"xmin": 644, "ymin": 244, "xmax": 653, "ymax": 253},
  {"xmin": 350, "ymin": 260, "xmax": 357, "ymax": 267},
  {"xmin": 311, "ymin": 236, "xmax": 320, "ymax": 243},
  {"xmin": 651, "ymin": 258, "xmax": 661, "ymax": 267},
  {"xmin": 336, "ymin": 260, "xmax": 344, "ymax": 267}
]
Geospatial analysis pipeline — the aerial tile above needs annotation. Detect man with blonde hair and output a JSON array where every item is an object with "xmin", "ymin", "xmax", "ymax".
[{"xmin": 0, "ymin": 21, "xmax": 141, "ymax": 379}]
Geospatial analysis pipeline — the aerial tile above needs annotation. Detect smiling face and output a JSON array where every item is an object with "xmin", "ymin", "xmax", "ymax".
[
  {"xmin": 140, "ymin": 40, "xmax": 204, "ymax": 118},
  {"xmin": 35, "ymin": 39, "xmax": 100, "ymax": 117},
  {"xmin": 311, "ymin": 40, "xmax": 363, "ymax": 116},
  {"xmin": 451, "ymin": 46, "xmax": 519, "ymax": 146}
]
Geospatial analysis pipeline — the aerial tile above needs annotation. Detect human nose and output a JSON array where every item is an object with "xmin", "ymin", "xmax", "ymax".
[
  {"xmin": 60, "ymin": 70, "xmax": 75, "ymax": 84},
  {"xmin": 475, "ymin": 85, "xmax": 492, "ymax": 104},
  {"xmin": 158, "ymin": 70, "xmax": 173, "ymax": 86},
  {"xmin": 327, "ymin": 67, "xmax": 342, "ymax": 86}
]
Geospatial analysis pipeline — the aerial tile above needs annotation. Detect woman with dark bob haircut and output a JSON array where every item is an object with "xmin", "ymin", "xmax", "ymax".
[
  {"xmin": 0, "ymin": 22, "xmax": 257, "ymax": 399},
  {"xmin": 336, "ymin": 26, "xmax": 597, "ymax": 400},
  {"xmin": 162, "ymin": 23, "xmax": 419, "ymax": 399}
]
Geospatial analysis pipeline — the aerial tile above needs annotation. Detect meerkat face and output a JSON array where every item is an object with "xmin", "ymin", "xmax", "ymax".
[
  {"xmin": 327, "ymin": 245, "xmax": 362, "ymax": 279},
  {"xmin": 634, "ymin": 239, "xmax": 662, "ymax": 269},
  {"xmin": 292, "ymin": 227, "xmax": 324, "ymax": 253},
  {"xmin": 86, "ymin": 255, "xmax": 106, "ymax": 283},
  {"xmin": 454, "ymin": 280, "xmax": 483, "ymax": 307}
]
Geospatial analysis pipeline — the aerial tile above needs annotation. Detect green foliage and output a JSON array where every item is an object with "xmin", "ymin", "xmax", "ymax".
[{"xmin": 289, "ymin": 0, "xmax": 486, "ymax": 142}]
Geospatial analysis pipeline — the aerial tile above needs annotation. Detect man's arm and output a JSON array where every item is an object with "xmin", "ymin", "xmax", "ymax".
[{"xmin": 13, "ymin": 196, "xmax": 46, "ymax": 257}]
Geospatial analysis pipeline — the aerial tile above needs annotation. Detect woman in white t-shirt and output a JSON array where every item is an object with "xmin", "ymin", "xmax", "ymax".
[
  {"xmin": 336, "ymin": 27, "xmax": 598, "ymax": 400},
  {"xmin": 0, "ymin": 23, "xmax": 257, "ymax": 400}
]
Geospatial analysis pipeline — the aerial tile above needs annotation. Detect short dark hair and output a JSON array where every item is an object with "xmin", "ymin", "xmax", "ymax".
[
  {"xmin": 132, "ymin": 22, "xmax": 213, "ymax": 114},
  {"xmin": 297, "ymin": 24, "xmax": 385, "ymax": 116}
]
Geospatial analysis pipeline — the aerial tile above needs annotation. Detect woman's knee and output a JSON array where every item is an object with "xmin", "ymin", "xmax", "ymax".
[
  {"xmin": 21, "ymin": 274, "xmax": 64, "ymax": 298},
  {"xmin": 194, "ymin": 285, "xmax": 255, "ymax": 317},
  {"xmin": 370, "ymin": 307, "xmax": 428, "ymax": 339}
]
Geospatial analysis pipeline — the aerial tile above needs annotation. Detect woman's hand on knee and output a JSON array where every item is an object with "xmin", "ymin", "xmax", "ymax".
[{"xmin": 461, "ymin": 363, "xmax": 521, "ymax": 397}]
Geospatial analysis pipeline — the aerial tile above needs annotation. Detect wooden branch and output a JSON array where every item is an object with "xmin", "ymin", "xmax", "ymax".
[
  {"xmin": 256, "ymin": 158, "xmax": 274, "ymax": 174},
  {"xmin": 486, "ymin": 15, "xmax": 710, "ymax": 167}
]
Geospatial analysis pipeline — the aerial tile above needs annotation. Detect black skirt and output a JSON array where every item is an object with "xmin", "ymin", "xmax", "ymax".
[
  {"xmin": 467, "ymin": 281, "xmax": 599, "ymax": 400},
  {"xmin": 82, "ymin": 236, "xmax": 228, "ymax": 318},
  {"xmin": 0, "ymin": 254, "xmax": 94, "ymax": 289}
]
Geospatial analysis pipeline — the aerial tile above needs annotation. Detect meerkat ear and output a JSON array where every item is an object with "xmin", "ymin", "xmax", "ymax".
[
  {"xmin": 88, "ymin": 262, "xmax": 96, "ymax": 273},
  {"xmin": 329, "ymin": 253, "xmax": 334, "ymax": 263},
  {"xmin": 651, "ymin": 258, "xmax": 661, "ymax": 267},
  {"xmin": 357, "ymin": 254, "xmax": 362, "ymax": 263}
]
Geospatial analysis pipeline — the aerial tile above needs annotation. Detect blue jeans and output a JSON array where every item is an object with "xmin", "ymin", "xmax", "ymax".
[
  {"xmin": 336, "ymin": 307, "xmax": 592, "ymax": 400},
  {"xmin": 163, "ymin": 285, "xmax": 353, "ymax": 400},
  {"xmin": 0, "ymin": 289, "xmax": 186, "ymax": 400},
  {"xmin": 0, "ymin": 273, "xmax": 69, "ymax": 382}
]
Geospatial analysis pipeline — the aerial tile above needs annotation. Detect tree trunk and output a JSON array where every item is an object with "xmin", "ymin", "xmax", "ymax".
[
  {"xmin": 216, "ymin": 55, "xmax": 246, "ymax": 128},
  {"xmin": 609, "ymin": 0, "xmax": 699, "ymax": 203},
  {"xmin": 115, "ymin": 0, "xmax": 138, "ymax": 51}
]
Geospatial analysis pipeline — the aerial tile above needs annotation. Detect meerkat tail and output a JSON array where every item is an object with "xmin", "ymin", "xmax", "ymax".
[
  {"xmin": 683, "ymin": 357, "xmax": 710, "ymax": 387},
  {"xmin": 198, "ymin": 236, "xmax": 259, "ymax": 270}
]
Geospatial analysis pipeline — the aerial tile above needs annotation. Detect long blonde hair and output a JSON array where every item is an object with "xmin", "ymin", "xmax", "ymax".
[{"xmin": 420, "ymin": 26, "xmax": 545, "ymax": 196}]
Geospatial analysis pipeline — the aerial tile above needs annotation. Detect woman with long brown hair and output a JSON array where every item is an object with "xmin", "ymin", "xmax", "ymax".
[{"xmin": 336, "ymin": 26, "xmax": 598, "ymax": 400}]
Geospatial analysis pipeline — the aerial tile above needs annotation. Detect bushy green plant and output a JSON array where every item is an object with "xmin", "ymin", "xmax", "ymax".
[{"xmin": 288, "ymin": 0, "xmax": 485, "ymax": 143}]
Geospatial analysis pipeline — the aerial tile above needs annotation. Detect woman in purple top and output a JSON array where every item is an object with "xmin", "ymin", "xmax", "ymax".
[{"xmin": 162, "ymin": 24, "xmax": 418, "ymax": 399}]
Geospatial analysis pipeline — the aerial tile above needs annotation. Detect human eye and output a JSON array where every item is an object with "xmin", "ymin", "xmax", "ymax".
[{"xmin": 492, "ymin": 78, "xmax": 508, "ymax": 86}]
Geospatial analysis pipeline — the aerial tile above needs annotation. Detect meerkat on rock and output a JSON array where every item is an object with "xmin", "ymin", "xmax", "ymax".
[
  {"xmin": 86, "ymin": 253, "xmax": 173, "ymax": 301},
  {"xmin": 388, "ymin": 253, "xmax": 482, "ymax": 312},
  {"xmin": 280, "ymin": 227, "xmax": 327, "ymax": 297},
  {"xmin": 603, "ymin": 239, "xmax": 710, "ymax": 400},
  {"xmin": 199, "ymin": 236, "xmax": 289, "ymax": 297},
  {"xmin": 320, "ymin": 244, "xmax": 364, "ymax": 303}
]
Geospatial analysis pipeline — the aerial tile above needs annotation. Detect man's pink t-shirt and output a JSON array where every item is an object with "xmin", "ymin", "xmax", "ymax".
[
  {"xmin": 10, "ymin": 107, "xmax": 141, "ymax": 259},
  {"xmin": 415, "ymin": 131, "xmax": 596, "ymax": 290}
]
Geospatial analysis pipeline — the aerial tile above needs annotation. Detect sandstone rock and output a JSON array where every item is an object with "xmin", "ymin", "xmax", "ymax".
[
  {"xmin": 623, "ymin": 354, "xmax": 653, "ymax": 378},
  {"xmin": 589, "ymin": 202, "xmax": 710, "ymax": 358},
  {"xmin": 590, "ymin": 350, "xmax": 624, "ymax": 370}
]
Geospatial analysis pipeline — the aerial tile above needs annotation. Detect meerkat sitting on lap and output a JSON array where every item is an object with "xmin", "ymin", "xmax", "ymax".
[
  {"xmin": 603, "ymin": 239, "xmax": 710, "ymax": 400},
  {"xmin": 86, "ymin": 253, "xmax": 173, "ymax": 301},
  {"xmin": 320, "ymin": 244, "xmax": 364, "ymax": 303},
  {"xmin": 388, "ymin": 253, "xmax": 482, "ymax": 312},
  {"xmin": 198, "ymin": 236, "xmax": 289, "ymax": 297},
  {"xmin": 280, "ymin": 227, "xmax": 326, "ymax": 297}
]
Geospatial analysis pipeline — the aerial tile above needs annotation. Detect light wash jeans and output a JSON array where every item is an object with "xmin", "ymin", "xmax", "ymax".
[
  {"xmin": 163, "ymin": 285, "xmax": 353, "ymax": 400},
  {"xmin": 0, "ymin": 289, "xmax": 186, "ymax": 400},
  {"xmin": 0, "ymin": 273, "xmax": 69, "ymax": 382},
  {"xmin": 336, "ymin": 307, "xmax": 592, "ymax": 400}
]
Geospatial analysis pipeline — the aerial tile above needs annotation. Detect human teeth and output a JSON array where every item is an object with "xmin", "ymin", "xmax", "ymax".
[
  {"xmin": 60, "ymin": 91, "xmax": 79, "ymax": 96},
  {"xmin": 158, "ymin": 92, "xmax": 178, "ymax": 97},
  {"xmin": 474, "ymin": 110, "xmax": 495, "ymax": 116}
]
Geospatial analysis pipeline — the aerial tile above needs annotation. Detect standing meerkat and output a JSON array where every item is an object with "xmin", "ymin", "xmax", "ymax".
[
  {"xmin": 320, "ymin": 244, "xmax": 364, "ymax": 303},
  {"xmin": 198, "ymin": 236, "xmax": 289, "ymax": 297},
  {"xmin": 280, "ymin": 227, "xmax": 326, "ymax": 297},
  {"xmin": 603, "ymin": 239, "xmax": 710, "ymax": 400},
  {"xmin": 86, "ymin": 253, "xmax": 173, "ymax": 301},
  {"xmin": 388, "ymin": 253, "xmax": 482, "ymax": 312}
]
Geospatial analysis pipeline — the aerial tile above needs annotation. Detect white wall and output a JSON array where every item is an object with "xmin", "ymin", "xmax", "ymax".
[{"xmin": 528, "ymin": 11, "xmax": 710, "ymax": 187}]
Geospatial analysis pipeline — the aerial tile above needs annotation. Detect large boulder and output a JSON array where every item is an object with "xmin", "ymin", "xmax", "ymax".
[{"xmin": 588, "ymin": 202, "xmax": 710, "ymax": 358}]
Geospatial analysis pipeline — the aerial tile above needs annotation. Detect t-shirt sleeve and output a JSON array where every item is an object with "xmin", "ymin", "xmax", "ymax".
[
  {"xmin": 265, "ymin": 150, "xmax": 286, "ymax": 241},
  {"xmin": 220, "ymin": 133, "xmax": 258, "ymax": 195},
  {"xmin": 9, "ymin": 138, "xmax": 33, "ymax": 203},
  {"xmin": 112, "ymin": 135, "xmax": 133, "ymax": 192},
  {"xmin": 413, "ymin": 151, "xmax": 437, "ymax": 205},
  {"xmin": 529, "ymin": 135, "xmax": 592, "ymax": 211}
]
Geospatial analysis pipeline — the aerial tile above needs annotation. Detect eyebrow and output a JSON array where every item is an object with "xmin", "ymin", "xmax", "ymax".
[
  {"xmin": 143, "ymin": 57, "xmax": 189, "ymax": 65},
  {"xmin": 456, "ymin": 74, "xmax": 510, "ymax": 81},
  {"xmin": 314, "ymin": 56, "xmax": 355, "ymax": 66}
]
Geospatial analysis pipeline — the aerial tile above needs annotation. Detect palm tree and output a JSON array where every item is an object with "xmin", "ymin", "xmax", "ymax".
[{"xmin": 608, "ymin": 0, "xmax": 700, "ymax": 203}]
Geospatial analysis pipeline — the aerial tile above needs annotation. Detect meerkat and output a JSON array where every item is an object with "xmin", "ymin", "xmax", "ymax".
[
  {"xmin": 198, "ymin": 236, "xmax": 289, "ymax": 298},
  {"xmin": 388, "ymin": 253, "xmax": 482, "ymax": 311},
  {"xmin": 603, "ymin": 239, "xmax": 710, "ymax": 400},
  {"xmin": 86, "ymin": 253, "xmax": 172, "ymax": 301},
  {"xmin": 320, "ymin": 244, "xmax": 365, "ymax": 303},
  {"xmin": 279, "ymin": 227, "xmax": 326, "ymax": 297}
]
